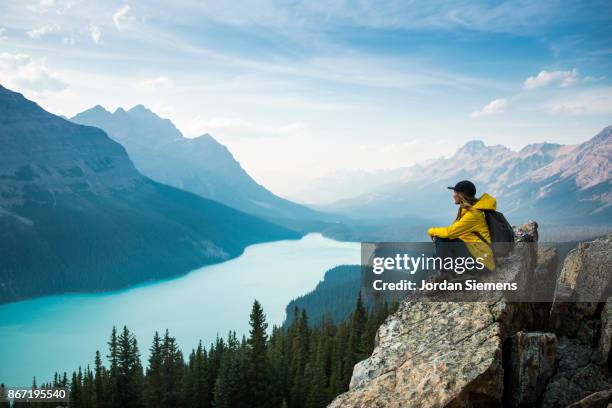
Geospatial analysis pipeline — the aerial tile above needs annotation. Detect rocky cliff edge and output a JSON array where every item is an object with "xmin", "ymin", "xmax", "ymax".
[{"xmin": 330, "ymin": 225, "xmax": 612, "ymax": 407}]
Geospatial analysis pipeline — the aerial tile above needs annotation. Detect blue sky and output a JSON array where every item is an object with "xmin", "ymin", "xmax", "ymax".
[{"xmin": 1, "ymin": 0, "xmax": 611, "ymax": 195}]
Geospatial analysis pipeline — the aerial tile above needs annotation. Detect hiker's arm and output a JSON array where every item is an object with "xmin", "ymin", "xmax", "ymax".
[{"xmin": 428, "ymin": 210, "xmax": 479, "ymax": 239}]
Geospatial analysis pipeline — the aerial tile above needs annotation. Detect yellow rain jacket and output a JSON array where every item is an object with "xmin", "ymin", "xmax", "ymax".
[{"xmin": 427, "ymin": 193, "xmax": 496, "ymax": 271}]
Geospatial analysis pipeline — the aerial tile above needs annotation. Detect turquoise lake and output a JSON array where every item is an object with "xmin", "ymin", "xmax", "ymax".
[{"xmin": 0, "ymin": 233, "xmax": 360, "ymax": 386}]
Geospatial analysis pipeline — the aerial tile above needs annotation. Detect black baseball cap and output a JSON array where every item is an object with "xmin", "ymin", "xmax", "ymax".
[{"xmin": 447, "ymin": 180, "xmax": 476, "ymax": 197}]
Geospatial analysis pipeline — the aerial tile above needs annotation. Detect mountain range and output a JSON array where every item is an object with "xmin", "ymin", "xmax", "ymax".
[
  {"xmin": 70, "ymin": 105, "xmax": 324, "ymax": 225},
  {"xmin": 323, "ymin": 127, "xmax": 611, "ymax": 229},
  {"xmin": 0, "ymin": 85, "xmax": 299, "ymax": 304},
  {"xmin": 1, "ymin": 81, "xmax": 609, "ymax": 304}
]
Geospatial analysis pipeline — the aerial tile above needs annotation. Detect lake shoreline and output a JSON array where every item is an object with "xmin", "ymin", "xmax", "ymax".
[{"xmin": 0, "ymin": 233, "xmax": 360, "ymax": 386}]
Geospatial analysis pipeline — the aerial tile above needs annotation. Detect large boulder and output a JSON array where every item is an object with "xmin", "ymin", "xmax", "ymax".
[
  {"xmin": 342, "ymin": 301, "xmax": 504, "ymax": 407},
  {"xmin": 329, "ymin": 238, "xmax": 540, "ymax": 408},
  {"xmin": 539, "ymin": 234, "xmax": 612, "ymax": 408},
  {"xmin": 514, "ymin": 220, "xmax": 539, "ymax": 243},
  {"xmin": 550, "ymin": 234, "xmax": 612, "ymax": 338}
]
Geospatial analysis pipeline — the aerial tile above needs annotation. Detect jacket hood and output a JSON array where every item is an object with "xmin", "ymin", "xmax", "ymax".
[{"xmin": 473, "ymin": 193, "xmax": 497, "ymax": 211}]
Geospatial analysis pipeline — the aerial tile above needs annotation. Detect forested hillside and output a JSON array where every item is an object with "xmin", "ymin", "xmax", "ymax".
[
  {"xmin": 0, "ymin": 85, "xmax": 299, "ymax": 304},
  {"xmin": 8, "ymin": 298, "xmax": 398, "ymax": 408},
  {"xmin": 284, "ymin": 265, "xmax": 361, "ymax": 327}
]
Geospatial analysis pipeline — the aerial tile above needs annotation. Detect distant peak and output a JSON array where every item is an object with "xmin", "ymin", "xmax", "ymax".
[
  {"xmin": 71, "ymin": 104, "xmax": 111, "ymax": 121},
  {"xmin": 126, "ymin": 104, "xmax": 165, "ymax": 120},
  {"xmin": 519, "ymin": 142, "xmax": 562, "ymax": 154},
  {"xmin": 90, "ymin": 105, "xmax": 110, "ymax": 114},
  {"xmin": 128, "ymin": 104, "xmax": 149, "ymax": 113},
  {"xmin": 189, "ymin": 133, "xmax": 223, "ymax": 146},
  {"xmin": 457, "ymin": 140, "xmax": 487, "ymax": 153},
  {"xmin": 194, "ymin": 133, "xmax": 215, "ymax": 141}
]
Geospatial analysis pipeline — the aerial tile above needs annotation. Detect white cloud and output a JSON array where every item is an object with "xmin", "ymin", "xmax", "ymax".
[
  {"xmin": 523, "ymin": 69, "xmax": 578, "ymax": 90},
  {"xmin": 113, "ymin": 5, "xmax": 135, "ymax": 30},
  {"xmin": 26, "ymin": 0, "xmax": 56, "ymax": 13},
  {"xmin": 0, "ymin": 27, "xmax": 7, "ymax": 41},
  {"xmin": 26, "ymin": 23, "xmax": 61, "ymax": 39},
  {"xmin": 189, "ymin": 115, "xmax": 308, "ymax": 138},
  {"xmin": 0, "ymin": 52, "xmax": 68, "ymax": 93},
  {"xmin": 139, "ymin": 76, "xmax": 174, "ymax": 89},
  {"xmin": 88, "ymin": 24, "xmax": 101, "ymax": 43},
  {"xmin": 584, "ymin": 75, "xmax": 606, "ymax": 83},
  {"xmin": 471, "ymin": 98, "xmax": 508, "ymax": 118},
  {"xmin": 27, "ymin": 0, "xmax": 77, "ymax": 14},
  {"xmin": 546, "ymin": 87, "xmax": 612, "ymax": 116}
]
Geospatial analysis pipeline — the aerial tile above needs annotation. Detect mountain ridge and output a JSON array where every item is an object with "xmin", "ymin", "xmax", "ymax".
[
  {"xmin": 0, "ymin": 84, "xmax": 299, "ymax": 304},
  {"xmin": 71, "ymin": 105, "xmax": 326, "ymax": 223},
  {"xmin": 322, "ymin": 127, "xmax": 611, "ymax": 227}
]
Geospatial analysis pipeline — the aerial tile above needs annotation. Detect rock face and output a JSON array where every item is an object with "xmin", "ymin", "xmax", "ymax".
[
  {"xmin": 600, "ymin": 298, "xmax": 612, "ymax": 368},
  {"xmin": 345, "ymin": 301, "xmax": 505, "ymax": 407},
  {"xmin": 539, "ymin": 337, "xmax": 611, "ymax": 408},
  {"xmin": 329, "ymin": 230, "xmax": 612, "ymax": 408},
  {"xmin": 538, "ymin": 234, "xmax": 612, "ymax": 408},
  {"xmin": 550, "ymin": 234, "xmax": 612, "ymax": 338},
  {"xmin": 506, "ymin": 332, "xmax": 556, "ymax": 407},
  {"xmin": 515, "ymin": 220, "xmax": 539, "ymax": 243}
]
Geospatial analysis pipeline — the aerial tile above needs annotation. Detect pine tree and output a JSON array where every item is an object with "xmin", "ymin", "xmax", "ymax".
[
  {"xmin": 160, "ymin": 330, "xmax": 184, "ymax": 408},
  {"xmin": 94, "ymin": 350, "xmax": 109, "ymax": 408},
  {"xmin": 267, "ymin": 326, "xmax": 289, "ymax": 398},
  {"xmin": 329, "ymin": 321, "xmax": 348, "ymax": 395},
  {"xmin": 69, "ymin": 371, "xmax": 81, "ymax": 408},
  {"xmin": 207, "ymin": 335, "xmax": 225, "ymax": 405},
  {"xmin": 213, "ymin": 332, "xmax": 246, "ymax": 408},
  {"xmin": 145, "ymin": 332, "xmax": 164, "ymax": 408},
  {"xmin": 304, "ymin": 359, "xmax": 327, "ymax": 408},
  {"xmin": 183, "ymin": 341, "xmax": 208, "ymax": 408},
  {"xmin": 114, "ymin": 326, "xmax": 144, "ymax": 408},
  {"xmin": 245, "ymin": 300, "xmax": 280, "ymax": 408},
  {"xmin": 306, "ymin": 327, "xmax": 331, "ymax": 408},
  {"xmin": 107, "ymin": 327, "xmax": 119, "ymax": 408},
  {"xmin": 81, "ymin": 365, "xmax": 95, "ymax": 408},
  {"xmin": 344, "ymin": 293, "xmax": 367, "ymax": 383},
  {"xmin": 320, "ymin": 313, "xmax": 336, "ymax": 383},
  {"xmin": 288, "ymin": 308, "xmax": 310, "ymax": 408}
]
